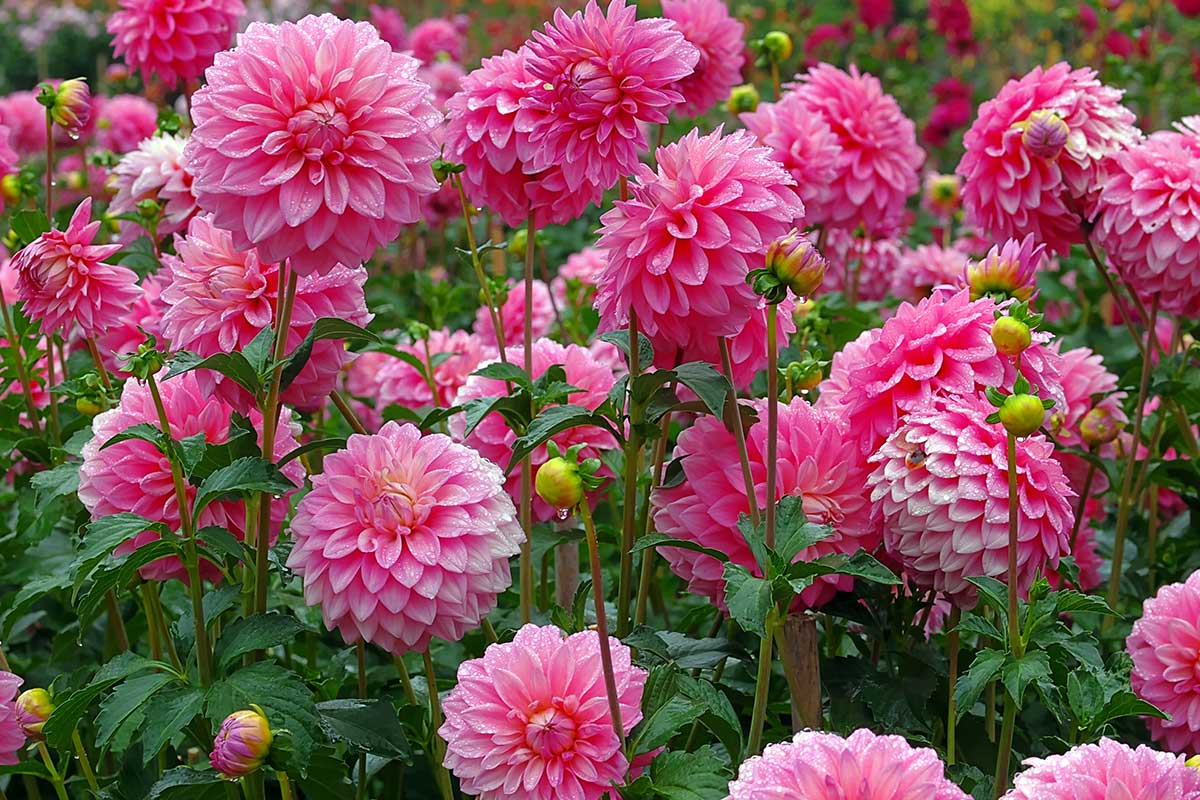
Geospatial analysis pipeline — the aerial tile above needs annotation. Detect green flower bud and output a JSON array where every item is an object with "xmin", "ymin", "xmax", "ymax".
[
  {"xmin": 726, "ymin": 83, "xmax": 760, "ymax": 114},
  {"xmin": 991, "ymin": 316, "xmax": 1032, "ymax": 357},
  {"xmin": 762, "ymin": 31, "xmax": 793, "ymax": 62},
  {"xmin": 507, "ymin": 227, "xmax": 529, "ymax": 260},
  {"xmin": 999, "ymin": 393, "xmax": 1046, "ymax": 437},
  {"xmin": 16, "ymin": 688, "xmax": 54, "ymax": 738},
  {"xmin": 1079, "ymin": 406, "xmax": 1122, "ymax": 447},
  {"xmin": 535, "ymin": 457, "xmax": 585, "ymax": 512}
]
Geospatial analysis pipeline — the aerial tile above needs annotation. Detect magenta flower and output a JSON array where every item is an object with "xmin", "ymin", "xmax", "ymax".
[
  {"xmin": 12, "ymin": 198, "xmax": 141, "ymax": 338},
  {"xmin": 109, "ymin": 134, "xmax": 198, "ymax": 242},
  {"xmin": 1093, "ymin": 121, "xmax": 1200, "ymax": 319},
  {"xmin": 211, "ymin": 707, "xmax": 273, "ymax": 778},
  {"xmin": 439, "ymin": 623, "xmax": 646, "ymax": 800},
  {"xmin": 184, "ymin": 14, "xmax": 442, "ymax": 277},
  {"xmin": 729, "ymin": 729, "xmax": 968, "ymax": 800},
  {"xmin": 1127, "ymin": 569, "xmax": 1200, "ymax": 753},
  {"xmin": 595, "ymin": 126, "xmax": 803, "ymax": 358},
  {"xmin": 868, "ymin": 392, "xmax": 1074, "ymax": 606},
  {"xmin": 368, "ymin": 4, "xmax": 407, "ymax": 51},
  {"xmin": 108, "ymin": 0, "xmax": 246, "ymax": 89},
  {"xmin": 892, "ymin": 243, "xmax": 969, "ymax": 302},
  {"xmin": 0, "ymin": 672, "xmax": 24, "ymax": 765},
  {"xmin": 661, "ymin": 0, "xmax": 745, "ymax": 118},
  {"xmin": 78, "ymin": 371, "xmax": 304, "ymax": 584},
  {"xmin": 95, "ymin": 94, "xmax": 158, "ymax": 154},
  {"xmin": 0, "ymin": 92, "xmax": 47, "ymax": 156},
  {"xmin": 287, "ymin": 421, "xmax": 524, "ymax": 655},
  {"xmin": 652, "ymin": 398, "xmax": 881, "ymax": 612},
  {"xmin": 551, "ymin": 246, "xmax": 608, "ymax": 307},
  {"xmin": 451, "ymin": 339, "xmax": 618, "ymax": 522},
  {"xmin": 472, "ymin": 278, "xmax": 554, "ymax": 351},
  {"xmin": 957, "ymin": 63, "xmax": 1139, "ymax": 255},
  {"xmin": 409, "ymin": 17, "xmax": 464, "ymax": 63},
  {"xmin": 519, "ymin": 0, "xmax": 699, "ymax": 199},
  {"xmin": 819, "ymin": 228, "xmax": 905, "ymax": 303},
  {"xmin": 963, "ymin": 235, "xmax": 1045, "ymax": 302},
  {"xmin": 159, "ymin": 215, "xmax": 371, "ymax": 412},
  {"xmin": 788, "ymin": 64, "xmax": 925, "ymax": 236},
  {"xmin": 1003, "ymin": 738, "xmax": 1200, "ymax": 800},
  {"xmin": 740, "ymin": 90, "xmax": 843, "ymax": 209}
]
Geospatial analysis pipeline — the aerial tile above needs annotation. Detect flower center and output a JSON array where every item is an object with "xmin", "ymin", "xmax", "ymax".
[
  {"xmin": 289, "ymin": 100, "xmax": 352, "ymax": 161},
  {"xmin": 362, "ymin": 482, "xmax": 430, "ymax": 538},
  {"xmin": 524, "ymin": 707, "xmax": 578, "ymax": 758}
]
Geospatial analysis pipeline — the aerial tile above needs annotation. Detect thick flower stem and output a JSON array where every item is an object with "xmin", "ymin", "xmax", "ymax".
[
  {"xmin": 36, "ymin": 742, "xmax": 68, "ymax": 800},
  {"xmin": 519, "ymin": 213, "xmax": 537, "ymax": 625},
  {"xmin": 422, "ymin": 648, "xmax": 456, "ymax": 800},
  {"xmin": 44, "ymin": 111, "xmax": 53, "ymax": 218},
  {"xmin": 72, "ymin": 729, "xmax": 99, "ymax": 793},
  {"xmin": 718, "ymin": 338, "xmax": 760, "ymax": 528},
  {"xmin": 617, "ymin": 308, "xmax": 643, "ymax": 638},
  {"xmin": 746, "ymin": 610, "xmax": 778, "ymax": 758},
  {"xmin": 278, "ymin": 772, "xmax": 294, "ymax": 800},
  {"xmin": 452, "ymin": 176, "xmax": 508, "ymax": 362},
  {"xmin": 105, "ymin": 591, "xmax": 131, "ymax": 652},
  {"xmin": 765, "ymin": 303, "xmax": 779, "ymax": 549},
  {"xmin": 1068, "ymin": 462, "xmax": 1096, "ymax": 553},
  {"xmin": 633, "ymin": 409, "xmax": 672, "ymax": 627},
  {"xmin": 85, "ymin": 336, "xmax": 113, "ymax": 391},
  {"xmin": 946, "ymin": 606, "xmax": 961, "ymax": 765},
  {"xmin": 147, "ymin": 371, "xmax": 212, "ymax": 687},
  {"xmin": 330, "ymin": 390, "xmax": 368, "ymax": 435},
  {"xmin": 144, "ymin": 581, "xmax": 182, "ymax": 671},
  {"xmin": 579, "ymin": 500, "xmax": 627, "ymax": 747},
  {"xmin": 1105, "ymin": 299, "xmax": 1158, "ymax": 627},
  {"xmin": 356, "ymin": 642, "xmax": 370, "ymax": 800},
  {"xmin": 44, "ymin": 336, "xmax": 60, "ymax": 446},
  {"xmin": 994, "ymin": 432, "xmax": 1025, "ymax": 798},
  {"xmin": 992, "ymin": 694, "xmax": 1018, "ymax": 799},
  {"xmin": 1, "ymin": 299, "xmax": 43, "ymax": 436},
  {"xmin": 255, "ymin": 267, "xmax": 299, "ymax": 619},
  {"xmin": 776, "ymin": 613, "xmax": 821, "ymax": 732}
]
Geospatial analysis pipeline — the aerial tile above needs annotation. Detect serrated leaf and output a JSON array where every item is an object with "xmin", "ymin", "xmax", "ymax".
[
  {"xmin": 1001, "ymin": 651, "xmax": 1050, "ymax": 704},
  {"xmin": 30, "ymin": 462, "xmax": 80, "ymax": 499},
  {"xmin": 461, "ymin": 393, "xmax": 528, "ymax": 438},
  {"xmin": 954, "ymin": 648, "xmax": 1006, "ymax": 720},
  {"xmin": 955, "ymin": 613, "xmax": 1004, "ymax": 641},
  {"xmin": 279, "ymin": 437, "xmax": 347, "ymax": 466},
  {"xmin": 102, "ymin": 422, "xmax": 169, "ymax": 454},
  {"xmin": 296, "ymin": 746, "xmax": 354, "ymax": 800},
  {"xmin": 966, "ymin": 576, "xmax": 1010, "ymax": 621},
  {"xmin": 1066, "ymin": 670, "xmax": 1104, "ymax": 722},
  {"xmin": 316, "ymin": 699, "xmax": 411, "ymax": 760},
  {"xmin": 192, "ymin": 457, "xmax": 295, "ymax": 518},
  {"xmin": 97, "ymin": 672, "xmax": 179, "ymax": 750},
  {"xmin": 279, "ymin": 318, "xmax": 380, "ymax": 391},
  {"xmin": 1091, "ymin": 690, "xmax": 1168, "ymax": 730},
  {"xmin": 672, "ymin": 362, "xmax": 729, "ymax": 419},
  {"xmin": 147, "ymin": 767, "xmax": 226, "ymax": 800},
  {"xmin": 215, "ymin": 613, "xmax": 307, "ymax": 669},
  {"xmin": 722, "ymin": 564, "xmax": 772, "ymax": 637},
  {"xmin": 76, "ymin": 539, "xmax": 181, "ymax": 625},
  {"xmin": 650, "ymin": 748, "xmax": 731, "ymax": 800},
  {"xmin": 1054, "ymin": 590, "xmax": 1118, "ymax": 617},
  {"xmin": 166, "ymin": 351, "xmax": 261, "ymax": 397},
  {"xmin": 507, "ymin": 404, "xmax": 604, "ymax": 472},
  {"xmin": 600, "ymin": 329, "xmax": 654, "ymax": 368},
  {"xmin": 141, "ymin": 685, "xmax": 205, "ymax": 763},
  {"xmin": 472, "ymin": 361, "xmax": 532, "ymax": 389},
  {"xmin": 43, "ymin": 653, "xmax": 160, "ymax": 750},
  {"xmin": 207, "ymin": 663, "xmax": 320, "ymax": 773},
  {"xmin": 683, "ymin": 678, "xmax": 742, "ymax": 764}
]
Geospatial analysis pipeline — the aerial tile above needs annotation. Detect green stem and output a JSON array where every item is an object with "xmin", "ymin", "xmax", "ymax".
[
  {"xmin": 1005, "ymin": 432, "xmax": 1023, "ymax": 661},
  {"xmin": 765, "ymin": 303, "xmax": 779, "ymax": 549},
  {"xmin": 992, "ymin": 693, "xmax": 1018, "ymax": 799},
  {"xmin": 946, "ymin": 607, "xmax": 961, "ymax": 765},
  {"xmin": 1068, "ymin": 461, "xmax": 1096, "ymax": 553},
  {"xmin": 44, "ymin": 109, "xmax": 53, "ymax": 218},
  {"xmin": 356, "ymin": 642, "xmax": 369, "ymax": 800},
  {"xmin": 0, "ymin": 299, "xmax": 42, "ymax": 436},
  {"xmin": 394, "ymin": 656, "xmax": 418, "ymax": 706},
  {"xmin": 452, "ymin": 176, "xmax": 508, "ymax": 361},
  {"xmin": 579, "ymin": 500, "xmax": 626, "ymax": 747},
  {"xmin": 746, "ymin": 611, "xmax": 777, "ymax": 758},
  {"xmin": 330, "ymin": 390, "xmax": 368, "ymax": 435},
  {"xmin": 617, "ymin": 309, "xmax": 643, "ymax": 638},
  {"xmin": 44, "ymin": 335, "xmax": 60, "ymax": 447},
  {"xmin": 37, "ymin": 742, "xmax": 68, "ymax": 800},
  {"xmin": 718, "ymin": 338, "xmax": 759, "ymax": 528},
  {"xmin": 278, "ymin": 772, "xmax": 294, "ymax": 800},
  {"xmin": 72, "ymin": 729, "xmax": 99, "ymax": 793},
  {"xmin": 518, "ymin": 213, "xmax": 537, "ymax": 625},
  {"xmin": 480, "ymin": 618, "xmax": 498, "ymax": 645},
  {"xmin": 422, "ymin": 649, "xmax": 455, "ymax": 800},
  {"xmin": 86, "ymin": 336, "xmax": 113, "ymax": 392}
]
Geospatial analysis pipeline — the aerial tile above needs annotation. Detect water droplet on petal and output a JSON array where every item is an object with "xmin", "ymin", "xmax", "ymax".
[{"xmin": 555, "ymin": 507, "xmax": 571, "ymax": 521}]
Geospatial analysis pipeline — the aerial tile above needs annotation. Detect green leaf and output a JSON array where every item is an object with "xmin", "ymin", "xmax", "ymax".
[
  {"xmin": 147, "ymin": 767, "xmax": 226, "ymax": 800},
  {"xmin": 672, "ymin": 362, "xmax": 730, "ymax": 418},
  {"xmin": 117, "ymin": 236, "xmax": 162, "ymax": 275},
  {"xmin": 507, "ymin": 404, "xmax": 603, "ymax": 472},
  {"xmin": 1001, "ymin": 651, "xmax": 1050, "ymax": 705},
  {"xmin": 722, "ymin": 564, "xmax": 772, "ymax": 637},
  {"xmin": 207, "ymin": 663, "xmax": 320, "ymax": 772},
  {"xmin": 954, "ymin": 648, "xmax": 1006, "ymax": 720},
  {"xmin": 141, "ymin": 685, "xmax": 206, "ymax": 764},
  {"xmin": 683, "ymin": 678, "xmax": 742, "ymax": 764},
  {"xmin": 1054, "ymin": 590, "xmax": 1119, "ymax": 617},
  {"xmin": 242, "ymin": 327, "xmax": 276, "ymax": 375},
  {"xmin": 966, "ymin": 576, "xmax": 1010, "ymax": 621},
  {"xmin": 279, "ymin": 437, "xmax": 347, "ymax": 466},
  {"xmin": 215, "ymin": 613, "xmax": 307, "ymax": 669},
  {"xmin": 650, "ymin": 748, "xmax": 732, "ymax": 800},
  {"xmin": 629, "ymin": 532, "xmax": 727, "ymax": 562},
  {"xmin": 631, "ymin": 693, "xmax": 702, "ymax": 755},
  {"xmin": 195, "ymin": 526, "xmax": 245, "ymax": 566},
  {"xmin": 1066, "ymin": 670, "xmax": 1104, "ymax": 723},
  {"xmin": 102, "ymin": 422, "xmax": 170, "ymax": 454},
  {"xmin": 30, "ymin": 462, "xmax": 80, "ymax": 499},
  {"xmin": 76, "ymin": 539, "xmax": 181, "ymax": 625},
  {"xmin": 472, "ymin": 361, "xmax": 532, "ymax": 389},
  {"xmin": 315, "ymin": 699, "xmax": 411, "ymax": 760},
  {"xmin": 296, "ymin": 747, "xmax": 355, "ymax": 800},
  {"xmin": 279, "ymin": 318, "xmax": 380, "ymax": 391},
  {"xmin": 600, "ymin": 329, "xmax": 654, "ymax": 368},
  {"xmin": 461, "ymin": 393, "xmax": 528, "ymax": 438},
  {"xmin": 192, "ymin": 457, "xmax": 295, "ymax": 518},
  {"xmin": 96, "ymin": 672, "xmax": 179, "ymax": 750},
  {"xmin": 955, "ymin": 613, "xmax": 1004, "ymax": 641},
  {"xmin": 166, "ymin": 351, "xmax": 262, "ymax": 397},
  {"xmin": 1090, "ymin": 690, "xmax": 1168, "ymax": 731},
  {"xmin": 43, "ymin": 653, "xmax": 160, "ymax": 750},
  {"xmin": 772, "ymin": 500, "xmax": 834, "ymax": 564},
  {"xmin": 11, "ymin": 209, "xmax": 50, "ymax": 246}
]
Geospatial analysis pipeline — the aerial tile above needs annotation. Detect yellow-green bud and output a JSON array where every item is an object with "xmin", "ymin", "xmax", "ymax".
[
  {"xmin": 1079, "ymin": 406, "xmax": 1122, "ymax": 447},
  {"xmin": 1, "ymin": 174, "xmax": 20, "ymax": 205},
  {"xmin": 991, "ymin": 316, "xmax": 1032, "ymax": 357},
  {"xmin": 726, "ymin": 83, "xmax": 760, "ymax": 114},
  {"xmin": 75, "ymin": 396, "xmax": 104, "ymax": 417},
  {"xmin": 507, "ymin": 227, "xmax": 528, "ymax": 260},
  {"xmin": 535, "ymin": 457, "xmax": 585, "ymax": 511},
  {"xmin": 766, "ymin": 229, "xmax": 826, "ymax": 299},
  {"xmin": 15, "ymin": 688, "xmax": 54, "ymax": 738},
  {"xmin": 762, "ymin": 31, "xmax": 793, "ymax": 62},
  {"xmin": 999, "ymin": 394, "xmax": 1046, "ymax": 437}
]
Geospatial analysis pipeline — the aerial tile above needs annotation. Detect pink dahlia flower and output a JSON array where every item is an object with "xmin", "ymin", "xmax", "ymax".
[
  {"xmin": 368, "ymin": 4, "xmax": 407, "ymax": 50},
  {"xmin": 1093, "ymin": 122, "xmax": 1200, "ymax": 318},
  {"xmin": 729, "ymin": 729, "xmax": 968, "ymax": 800},
  {"xmin": 652, "ymin": 398, "xmax": 881, "ymax": 612},
  {"xmin": 108, "ymin": 0, "xmax": 246, "ymax": 89},
  {"xmin": 867, "ymin": 392, "xmax": 1074, "ymax": 605},
  {"xmin": 957, "ymin": 63, "xmax": 1139, "ymax": 256},
  {"xmin": 97, "ymin": 271, "xmax": 168, "ymax": 375},
  {"xmin": 1127, "ymin": 569, "xmax": 1200, "ymax": 753},
  {"xmin": 95, "ymin": 94, "xmax": 158, "ymax": 154},
  {"xmin": 1046, "ymin": 497, "xmax": 1104, "ymax": 592},
  {"xmin": 451, "ymin": 339, "xmax": 618, "ymax": 522},
  {"xmin": 472, "ymin": 278, "xmax": 554, "ymax": 351},
  {"xmin": 287, "ymin": 421, "xmax": 524, "ymax": 654},
  {"xmin": 419, "ymin": 60, "xmax": 466, "ymax": 112},
  {"xmin": 788, "ymin": 64, "xmax": 925, "ymax": 236},
  {"xmin": 184, "ymin": 14, "xmax": 442, "ymax": 277},
  {"xmin": 552, "ymin": 246, "xmax": 608, "ymax": 308},
  {"xmin": 0, "ymin": 92, "xmax": 46, "ymax": 156},
  {"xmin": 519, "ymin": 0, "xmax": 699, "ymax": 200},
  {"xmin": 348, "ymin": 328, "xmax": 488, "ymax": 421},
  {"xmin": 439, "ymin": 623, "xmax": 646, "ymax": 800},
  {"xmin": 661, "ymin": 0, "xmax": 745, "ymax": 118},
  {"xmin": 963, "ymin": 235, "xmax": 1045, "ymax": 302},
  {"xmin": 159, "ymin": 215, "xmax": 371, "ymax": 412},
  {"xmin": 820, "ymin": 228, "xmax": 905, "ymax": 303},
  {"xmin": 594, "ymin": 127, "xmax": 803, "ymax": 356},
  {"xmin": 0, "ymin": 672, "xmax": 23, "ymax": 765},
  {"xmin": 409, "ymin": 18, "xmax": 464, "ymax": 63},
  {"xmin": 109, "ymin": 133, "xmax": 198, "ymax": 242},
  {"xmin": 673, "ymin": 296, "xmax": 796, "ymax": 390},
  {"xmin": 78, "ymin": 371, "xmax": 303, "ymax": 584},
  {"xmin": 892, "ymin": 244, "xmax": 969, "ymax": 302},
  {"xmin": 1003, "ymin": 738, "xmax": 1200, "ymax": 800},
  {"xmin": 12, "ymin": 198, "xmax": 141, "ymax": 338},
  {"xmin": 739, "ymin": 90, "xmax": 842, "ymax": 209}
]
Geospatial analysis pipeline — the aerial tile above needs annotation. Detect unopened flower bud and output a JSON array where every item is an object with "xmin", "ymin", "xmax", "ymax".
[
  {"xmin": 15, "ymin": 688, "xmax": 54, "ymax": 738},
  {"xmin": 786, "ymin": 361, "xmax": 821, "ymax": 392},
  {"xmin": 37, "ymin": 78, "xmax": 91, "ymax": 138},
  {"xmin": 1, "ymin": 174, "xmax": 20, "ymax": 205},
  {"xmin": 535, "ymin": 457, "xmax": 584, "ymax": 511},
  {"xmin": 136, "ymin": 199, "xmax": 161, "ymax": 221},
  {"xmin": 1021, "ymin": 109, "xmax": 1069, "ymax": 160},
  {"xmin": 507, "ymin": 227, "xmax": 528, "ymax": 260},
  {"xmin": 762, "ymin": 31, "xmax": 793, "ymax": 62},
  {"xmin": 727, "ymin": 83, "xmax": 760, "ymax": 114},
  {"xmin": 75, "ymin": 396, "xmax": 104, "ymax": 417},
  {"xmin": 923, "ymin": 173, "xmax": 962, "ymax": 218},
  {"xmin": 211, "ymin": 706, "xmax": 273, "ymax": 779},
  {"xmin": 999, "ymin": 393, "xmax": 1046, "ymax": 437},
  {"xmin": 991, "ymin": 316, "xmax": 1032, "ymax": 356},
  {"xmin": 64, "ymin": 170, "xmax": 86, "ymax": 192},
  {"xmin": 766, "ymin": 229, "xmax": 826, "ymax": 299},
  {"xmin": 1079, "ymin": 406, "xmax": 1122, "ymax": 447}
]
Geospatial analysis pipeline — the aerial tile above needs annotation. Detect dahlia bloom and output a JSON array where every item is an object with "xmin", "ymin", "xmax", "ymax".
[
  {"xmin": 1092, "ymin": 122, "xmax": 1200, "ymax": 319},
  {"xmin": 409, "ymin": 18, "xmax": 464, "ymax": 63},
  {"xmin": 820, "ymin": 228, "xmax": 905, "ymax": 303},
  {"xmin": 652, "ymin": 398, "xmax": 881, "ymax": 612},
  {"xmin": 0, "ymin": 92, "xmax": 47, "ymax": 156},
  {"xmin": 788, "ymin": 64, "xmax": 924, "ymax": 236},
  {"xmin": 97, "ymin": 272, "xmax": 167, "ymax": 375},
  {"xmin": 450, "ymin": 340, "xmax": 618, "ymax": 522},
  {"xmin": 12, "ymin": 198, "xmax": 141, "ymax": 338},
  {"xmin": 0, "ymin": 672, "xmax": 23, "ymax": 765},
  {"xmin": 287, "ymin": 421, "xmax": 524, "ymax": 654},
  {"xmin": 674, "ymin": 296, "xmax": 797, "ymax": 390},
  {"xmin": 956, "ymin": 63, "xmax": 1139, "ymax": 255},
  {"xmin": 440, "ymin": 624, "xmax": 646, "ymax": 800},
  {"xmin": 892, "ymin": 244, "xmax": 969, "ymax": 302},
  {"xmin": 109, "ymin": 134, "xmax": 198, "ymax": 242},
  {"xmin": 868, "ymin": 392, "xmax": 1074, "ymax": 605},
  {"xmin": 729, "ymin": 729, "xmax": 968, "ymax": 800},
  {"xmin": 211, "ymin": 708, "xmax": 273, "ymax": 779},
  {"xmin": 551, "ymin": 247, "xmax": 607, "ymax": 307},
  {"xmin": 159, "ymin": 215, "xmax": 371, "ymax": 412},
  {"xmin": 368, "ymin": 4, "xmax": 407, "ymax": 50},
  {"xmin": 78, "ymin": 371, "xmax": 303, "ymax": 583},
  {"xmin": 594, "ymin": 127, "xmax": 803, "ymax": 356},
  {"xmin": 472, "ymin": 279, "xmax": 554, "ymax": 351},
  {"xmin": 95, "ymin": 94, "xmax": 158, "ymax": 154},
  {"xmin": 923, "ymin": 77, "xmax": 973, "ymax": 149},
  {"xmin": 1127, "ymin": 570, "xmax": 1200, "ymax": 753},
  {"xmin": 419, "ymin": 60, "xmax": 466, "ymax": 112},
  {"xmin": 661, "ymin": 0, "xmax": 745, "ymax": 118},
  {"xmin": 518, "ymin": 0, "xmax": 699, "ymax": 199},
  {"xmin": 185, "ymin": 14, "xmax": 442, "ymax": 277},
  {"xmin": 1003, "ymin": 738, "xmax": 1200, "ymax": 800},
  {"xmin": 1049, "ymin": 344, "xmax": 1126, "ymax": 454},
  {"xmin": 963, "ymin": 235, "xmax": 1045, "ymax": 302},
  {"xmin": 739, "ymin": 90, "xmax": 843, "ymax": 209},
  {"xmin": 108, "ymin": 0, "xmax": 246, "ymax": 89}
]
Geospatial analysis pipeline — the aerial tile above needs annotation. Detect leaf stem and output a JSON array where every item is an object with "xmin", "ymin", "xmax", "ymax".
[
  {"xmin": 746, "ymin": 610, "xmax": 777, "ymax": 758},
  {"xmin": 718, "ymin": 337, "xmax": 759, "ymax": 528},
  {"xmin": 579, "ymin": 500, "xmax": 626, "ymax": 748}
]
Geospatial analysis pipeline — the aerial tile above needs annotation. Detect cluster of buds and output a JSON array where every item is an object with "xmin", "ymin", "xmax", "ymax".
[
  {"xmin": 430, "ymin": 157, "xmax": 466, "ymax": 185},
  {"xmin": 1018, "ymin": 109, "xmax": 1070, "ymax": 160},
  {"xmin": 989, "ymin": 301, "xmax": 1043, "ymax": 358},
  {"xmin": 986, "ymin": 372, "xmax": 1056, "ymax": 438},
  {"xmin": 15, "ymin": 688, "xmax": 54, "ymax": 739},
  {"xmin": 36, "ymin": 78, "xmax": 91, "ymax": 139},
  {"xmin": 784, "ymin": 352, "xmax": 826, "ymax": 397},
  {"xmin": 534, "ymin": 442, "xmax": 605, "ymax": 515},
  {"xmin": 121, "ymin": 332, "xmax": 167, "ymax": 382},
  {"xmin": 749, "ymin": 229, "xmax": 827, "ymax": 304},
  {"xmin": 211, "ymin": 706, "xmax": 274, "ymax": 779}
]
